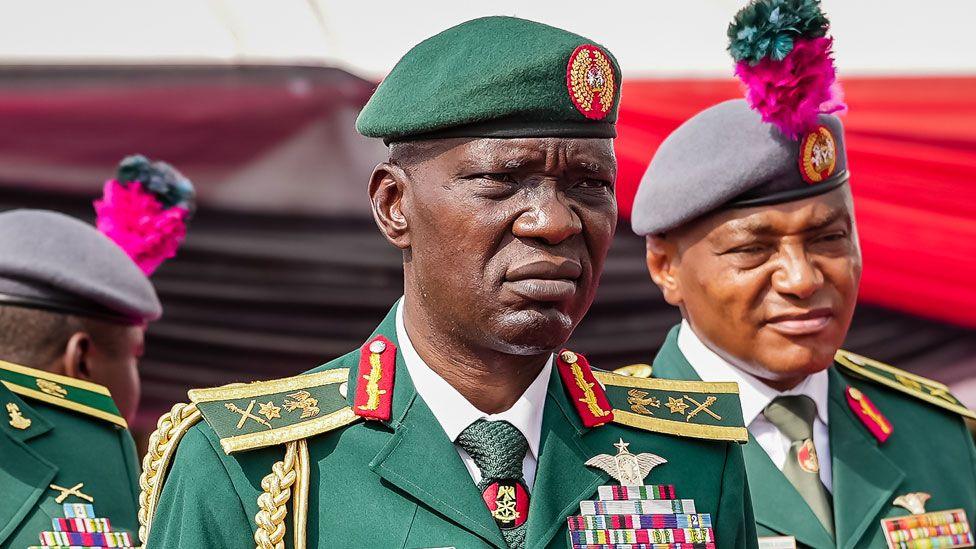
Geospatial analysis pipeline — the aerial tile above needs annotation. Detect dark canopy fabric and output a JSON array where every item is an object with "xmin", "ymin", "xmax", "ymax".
[
  {"xmin": 1, "ymin": 67, "xmax": 974, "ymax": 326},
  {"xmin": 2, "ymin": 187, "xmax": 973, "ymax": 432}
]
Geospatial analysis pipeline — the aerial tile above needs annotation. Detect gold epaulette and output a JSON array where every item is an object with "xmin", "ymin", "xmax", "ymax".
[
  {"xmin": 0, "ymin": 359, "xmax": 127, "ymax": 427},
  {"xmin": 835, "ymin": 350, "xmax": 976, "ymax": 420},
  {"xmin": 594, "ymin": 371, "xmax": 749, "ymax": 443},
  {"xmin": 139, "ymin": 370, "xmax": 360, "ymax": 549},
  {"xmin": 188, "ymin": 368, "xmax": 358, "ymax": 454},
  {"xmin": 138, "ymin": 401, "xmax": 202, "ymax": 544},
  {"xmin": 612, "ymin": 363, "xmax": 653, "ymax": 378}
]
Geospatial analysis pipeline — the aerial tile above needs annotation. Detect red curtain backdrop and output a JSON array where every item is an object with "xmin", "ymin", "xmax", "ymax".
[
  {"xmin": 0, "ymin": 70, "xmax": 973, "ymax": 328},
  {"xmin": 614, "ymin": 77, "xmax": 976, "ymax": 328}
]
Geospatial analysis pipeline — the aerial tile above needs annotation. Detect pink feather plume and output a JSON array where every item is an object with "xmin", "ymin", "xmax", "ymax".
[
  {"xmin": 734, "ymin": 36, "xmax": 846, "ymax": 139},
  {"xmin": 94, "ymin": 180, "xmax": 189, "ymax": 275}
]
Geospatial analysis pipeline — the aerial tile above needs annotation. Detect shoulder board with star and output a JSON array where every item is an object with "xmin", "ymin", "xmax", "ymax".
[
  {"xmin": 555, "ymin": 350, "xmax": 747, "ymax": 443},
  {"xmin": 835, "ymin": 349, "xmax": 976, "ymax": 420},
  {"xmin": 189, "ymin": 368, "xmax": 359, "ymax": 454},
  {"xmin": 0, "ymin": 359, "xmax": 127, "ymax": 428},
  {"xmin": 594, "ymin": 370, "xmax": 749, "ymax": 443}
]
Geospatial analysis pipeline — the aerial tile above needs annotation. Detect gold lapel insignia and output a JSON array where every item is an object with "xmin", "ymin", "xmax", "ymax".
[
  {"xmin": 6, "ymin": 402, "xmax": 31, "ymax": 430},
  {"xmin": 665, "ymin": 396, "xmax": 689, "ymax": 415},
  {"xmin": 584, "ymin": 438, "xmax": 667, "ymax": 486},
  {"xmin": 37, "ymin": 378, "xmax": 68, "ymax": 398},
  {"xmin": 225, "ymin": 400, "xmax": 273, "ymax": 430},
  {"xmin": 50, "ymin": 482, "xmax": 94, "ymax": 503},
  {"xmin": 627, "ymin": 389, "xmax": 660, "ymax": 415},
  {"xmin": 284, "ymin": 390, "xmax": 320, "ymax": 419},
  {"xmin": 685, "ymin": 395, "xmax": 721, "ymax": 422},
  {"xmin": 257, "ymin": 401, "xmax": 281, "ymax": 421},
  {"xmin": 881, "ymin": 492, "xmax": 974, "ymax": 548}
]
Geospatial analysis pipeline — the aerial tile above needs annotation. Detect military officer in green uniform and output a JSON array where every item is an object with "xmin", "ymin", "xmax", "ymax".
[
  {"xmin": 142, "ymin": 17, "xmax": 758, "ymax": 549},
  {"xmin": 0, "ymin": 156, "xmax": 193, "ymax": 549},
  {"xmin": 624, "ymin": 2, "xmax": 976, "ymax": 547}
]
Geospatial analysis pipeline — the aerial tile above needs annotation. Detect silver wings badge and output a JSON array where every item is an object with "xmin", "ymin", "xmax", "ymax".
[{"xmin": 585, "ymin": 438, "xmax": 667, "ymax": 485}]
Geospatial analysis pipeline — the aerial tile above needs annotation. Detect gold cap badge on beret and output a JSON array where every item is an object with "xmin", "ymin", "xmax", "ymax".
[
  {"xmin": 798, "ymin": 125, "xmax": 837, "ymax": 184},
  {"xmin": 566, "ymin": 44, "xmax": 616, "ymax": 120}
]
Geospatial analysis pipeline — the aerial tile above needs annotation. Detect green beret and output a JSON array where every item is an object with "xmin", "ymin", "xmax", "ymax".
[{"xmin": 356, "ymin": 16, "xmax": 622, "ymax": 143}]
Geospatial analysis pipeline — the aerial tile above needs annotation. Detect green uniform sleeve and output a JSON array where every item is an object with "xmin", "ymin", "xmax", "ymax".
[
  {"xmin": 962, "ymin": 420, "xmax": 976, "ymax": 516},
  {"xmin": 715, "ymin": 442, "xmax": 759, "ymax": 549},
  {"xmin": 118, "ymin": 428, "xmax": 142, "ymax": 507},
  {"xmin": 145, "ymin": 425, "xmax": 254, "ymax": 548}
]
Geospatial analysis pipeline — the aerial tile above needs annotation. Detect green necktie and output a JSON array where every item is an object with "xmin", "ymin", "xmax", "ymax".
[
  {"xmin": 764, "ymin": 395, "xmax": 835, "ymax": 537},
  {"xmin": 456, "ymin": 419, "xmax": 531, "ymax": 549}
]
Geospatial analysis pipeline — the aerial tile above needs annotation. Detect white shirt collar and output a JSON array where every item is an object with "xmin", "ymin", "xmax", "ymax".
[
  {"xmin": 395, "ymin": 298, "xmax": 550, "ymax": 459},
  {"xmin": 676, "ymin": 319, "xmax": 829, "ymax": 427}
]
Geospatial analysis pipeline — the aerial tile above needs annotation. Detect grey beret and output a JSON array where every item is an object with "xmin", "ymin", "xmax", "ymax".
[
  {"xmin": 631, "ymin": 99, "xmax": 849, "ymax": 235},
  {"xmin": 0, "ymin": 209, "xmax": 161, "ymax": 324}
]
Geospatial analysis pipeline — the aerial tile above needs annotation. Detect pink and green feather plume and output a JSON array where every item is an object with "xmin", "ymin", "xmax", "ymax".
[
  {"xmin": 728, "ymin": 0, "xmax": 845, "ymax": 138},
  {"xmin": 94, "ymin": 155, "xmax": 195, "ymax": 275}
]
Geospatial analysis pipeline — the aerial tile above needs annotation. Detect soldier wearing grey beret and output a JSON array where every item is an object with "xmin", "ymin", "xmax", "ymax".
[
  {"xmin": 0, "ymin": 155, "xmax": 193, "ymax": 549},
  {"xmin": 0, "ymin": 155, "xmax": 193, "ymax": 423},
  {"xmin": 624, "ymin": 1, "xmax": 976, "ymax": 547}
]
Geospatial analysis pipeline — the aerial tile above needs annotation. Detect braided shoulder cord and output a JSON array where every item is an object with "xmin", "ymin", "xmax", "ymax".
[
  {"xmin": 254, "ymin": 441, "xmax": 299, "ymax": 549},
  {"xmin": 138, "ymin": 402, "xmax": 202, "ymax": 544}
]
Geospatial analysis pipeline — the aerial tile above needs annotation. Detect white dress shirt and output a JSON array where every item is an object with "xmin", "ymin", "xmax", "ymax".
[
  {"xmin": 677, "ymin": 320, "xmax": 833, "ymax": 491},
  {"xmin": 395, "ymin": 299, "xmax": 551, "ymax": 490}
]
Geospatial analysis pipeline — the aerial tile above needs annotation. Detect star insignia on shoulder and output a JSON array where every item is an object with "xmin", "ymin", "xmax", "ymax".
[
  {"xmin": 666, "ymin": 396, "xmax": 689, "ymax": 415},
  {"xmin": 258, "ymin": 401, "xmax": 281, "ymax": 421}
]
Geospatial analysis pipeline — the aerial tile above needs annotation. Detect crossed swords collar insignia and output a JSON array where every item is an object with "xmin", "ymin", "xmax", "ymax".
[{"xmin": 41, "ymin": 482, "xmax": 135, "ymax": 548}]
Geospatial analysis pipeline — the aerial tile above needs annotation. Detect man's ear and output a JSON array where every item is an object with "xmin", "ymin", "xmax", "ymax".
[
  {"xmin": 646, "ymin": 236, "xmax": 684, "ymax": 307},
  {"xmin": 61, "ymin": 332, "xmax": 93, "ymax": 381},
  {"xmin": 368, "ymin": 162, "xmax": 411, "ymax": 249}
]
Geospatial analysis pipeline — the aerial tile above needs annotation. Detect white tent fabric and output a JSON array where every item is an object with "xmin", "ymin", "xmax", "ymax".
[{"xmin": 1, "ymin": 0, "xmax": 974, "ymax": 77}]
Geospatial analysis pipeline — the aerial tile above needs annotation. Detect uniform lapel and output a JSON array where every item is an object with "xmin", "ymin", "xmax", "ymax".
[
  {"xmin": 364, "ymin": 305, "xmax": 508, "ymax": 548},
  {"xmin": 828, "ymin": 368, "xmax": 904, "ymax": 549},
  {"xmin": 653, "ymin": 326, "xmax": 836, "ymax": 547},
  {"xmin": 0, "ymin": 385, "xmax": 57, "ymax": 546},
  {"xmin": 741, "ymin": 435, "xmax": 835, "ymax": 548},
  {"xmin": 525, "ymin": 370, "xmax": 607, "ymax": 549}
]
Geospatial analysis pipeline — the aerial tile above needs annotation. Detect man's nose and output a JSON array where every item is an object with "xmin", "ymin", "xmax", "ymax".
[
  {"xmin": 511, "ymin": 189, "xmax": 582, "ymax": 245},
  {"xmin": 771, "ymin": 245, "xmax": 824, "ymax": 300}
]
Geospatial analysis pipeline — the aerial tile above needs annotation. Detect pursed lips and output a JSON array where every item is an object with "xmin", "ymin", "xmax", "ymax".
[
  {"xmin": 503, "ymin": 258, "xmax": 583, "ymax": 302},
  {"xmin": 763, "ymin": 307, "xmax": 834, "ymax": 336}
]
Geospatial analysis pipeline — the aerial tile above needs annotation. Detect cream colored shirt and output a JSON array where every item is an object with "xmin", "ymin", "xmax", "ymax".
[
  {"xmin": 395, "ymin": 299, "xmax": 551, "ymax": 490},
  {"xmin": 677, "ymin": 320, "xmax": 833, "ymax": 491}
]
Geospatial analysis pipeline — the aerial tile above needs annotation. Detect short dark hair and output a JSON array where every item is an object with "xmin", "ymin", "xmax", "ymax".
[
  {"xmin": 0, "ymin": 305, "xmax": 129, "ymax": 368},
  {"xmin": 388, "ymin": 138, "xmax": 469, "ymax": 169},
  {"xmin": 0, "ymin": 305, "xmax": 80, "ymax": 367}
]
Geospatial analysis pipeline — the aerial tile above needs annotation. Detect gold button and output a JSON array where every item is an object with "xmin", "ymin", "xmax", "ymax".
[
  {"xmin": 369, "ymin": 340, "xmax": 387, "ymax": 354},
  {"xmin": 560, "ymin": 351, "xmax": 578, "ymax": 364}
]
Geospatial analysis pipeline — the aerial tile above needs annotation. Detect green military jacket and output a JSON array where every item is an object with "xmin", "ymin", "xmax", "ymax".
[
  {"xmin": 0, "ymin": 360, "xmax": 140, "ymax": 548},
  {"xmin": 145, "ymin": 306, "xmax": 759, "ymax": 549},
  {"xmin": 648, "ymin": 325, "xmax": 976, "ymax": 549}
]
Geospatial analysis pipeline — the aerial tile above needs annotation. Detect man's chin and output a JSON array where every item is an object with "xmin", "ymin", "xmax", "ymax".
[
  {"xmin": 749, "ymin": 344, "xmax": 837, "ymax": 384},
  {"xmin": 489, "ymin": 307, "xmax": 576, "ymax": 355}
]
